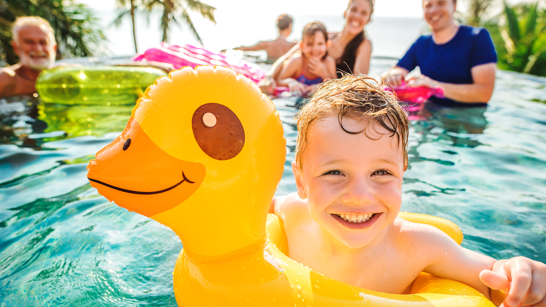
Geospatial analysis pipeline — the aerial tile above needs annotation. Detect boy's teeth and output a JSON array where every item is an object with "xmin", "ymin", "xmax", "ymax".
[{"xmin": 337, "ymin": 213, "xmax": 374, "ymax": 223}]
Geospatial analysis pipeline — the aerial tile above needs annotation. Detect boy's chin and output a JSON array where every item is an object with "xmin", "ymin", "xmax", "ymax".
[{"xmin": 335, "ymin": 232, "xmax": 378, "ymax": 249}]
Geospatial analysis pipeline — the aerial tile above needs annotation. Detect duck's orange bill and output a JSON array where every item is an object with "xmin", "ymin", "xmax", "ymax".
[{"xmin": 87, "ymin": 117, "xmax": 205, "ymax": 217}]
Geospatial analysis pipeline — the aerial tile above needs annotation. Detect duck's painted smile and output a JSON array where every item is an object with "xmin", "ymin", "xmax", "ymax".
[
  {"xmin": 87, "ymin": 117, "xmax": 206, "ymax": 217},
  {"xmin": 88, "ymin": 172, "xmax": 195, "ymax": 195}
]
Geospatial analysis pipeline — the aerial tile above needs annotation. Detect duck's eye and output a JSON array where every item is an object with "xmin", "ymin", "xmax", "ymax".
[
  {"xmin": 192, "ymin": 103, "xmax": 245, "ymax": 160},
  {"xmin": 123, "ymin": 138, "xmax": 131, "ymax": 151}
]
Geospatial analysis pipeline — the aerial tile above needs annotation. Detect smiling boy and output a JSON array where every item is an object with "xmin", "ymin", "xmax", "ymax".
[{"xmin": 271, "ymin": 75, "xmax": 546, "ymax": 306}]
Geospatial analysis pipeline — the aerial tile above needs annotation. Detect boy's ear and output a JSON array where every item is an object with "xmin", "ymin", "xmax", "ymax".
[
  {"xmin": 292, "ymin": 161, "xmax": 308, "ymax": 199},
  {"xmin": 299, "ymin": 41, "xmax": 303, "ymax": 50},
  {"xmin": 327, "ymin": 40, "xmax": 332, "ymax": 48}
]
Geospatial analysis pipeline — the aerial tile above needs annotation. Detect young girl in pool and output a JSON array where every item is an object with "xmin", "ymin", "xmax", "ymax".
[
  {"xmin": 276, "ymin": 21, "xmax": 337, "ymax": 96},
  {"xmin": 271, "ymin": 75, "xmax": 546, "ymax": 306}
]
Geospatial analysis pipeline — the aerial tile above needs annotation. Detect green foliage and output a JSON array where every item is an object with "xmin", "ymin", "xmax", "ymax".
[
  {"xmin": 485, "ymin": 1, "xmax": 546, "ymax": 76},
  {"xmin": 464, "ymin": 0, "xmax": 495, "ymax": 27},
  {"xmin": 143, "ymin": 0, "xmax": 216, "ymax": 44},
  {"xmin": 0, "ymin": 0, "xmax": 106, "ymax": 66},
  {"xmin": 113, "ymin": 0, "xmax": 139, "ymax": 53}
]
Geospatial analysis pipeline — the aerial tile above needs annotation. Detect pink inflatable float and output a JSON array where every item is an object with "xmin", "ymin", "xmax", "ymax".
[
  {"xmin": 386, "ymin": 82, "xmax": 445, "ymax": 103},
  {"xmin": 133, "ymin": 43, "xmax": 266, "ymax": 83}
]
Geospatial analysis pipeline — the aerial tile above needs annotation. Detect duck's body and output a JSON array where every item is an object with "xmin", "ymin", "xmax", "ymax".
[{"xmin": 87, "ymin": 66, "xmax": 495, "ymax": 307}]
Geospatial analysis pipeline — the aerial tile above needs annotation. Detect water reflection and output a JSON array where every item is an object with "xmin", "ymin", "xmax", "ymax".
[{"xmin": 38, "ymin": 103, "xmax": 134, "ymax": 138}]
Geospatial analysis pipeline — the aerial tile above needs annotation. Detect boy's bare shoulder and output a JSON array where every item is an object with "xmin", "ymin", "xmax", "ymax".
[
  {"xmin": 274, "ymin": 192, "xmax": 308, "ymax": 220},
  {"xmin": 393, "ymin": 217, "xmax": 461, "ymax": 257}
]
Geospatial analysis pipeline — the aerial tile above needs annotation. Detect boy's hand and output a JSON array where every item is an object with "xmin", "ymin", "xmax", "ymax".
[{"xmin": 479, "ymin": 257, "xmax": 546, "ymax": 307}]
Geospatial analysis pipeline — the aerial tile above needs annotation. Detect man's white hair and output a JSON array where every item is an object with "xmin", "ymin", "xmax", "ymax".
[{"xmin": 12, "ymin": 16, "xmax": 56, "ymax": 45}]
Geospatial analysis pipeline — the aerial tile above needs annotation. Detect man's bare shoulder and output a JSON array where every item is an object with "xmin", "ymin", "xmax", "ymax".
[
  {"xmin": 0, "ymin": 65, "xmax": 18, "ymax": 81},
  {"xmin": 0, "ymin": 65, "xmax": 19, "ymax": 95}
]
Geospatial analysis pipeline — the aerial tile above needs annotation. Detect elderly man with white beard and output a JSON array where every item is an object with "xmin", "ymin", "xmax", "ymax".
[{"xmin": 0, "ymin": 17, "xmax": 57, "ymax": 98}]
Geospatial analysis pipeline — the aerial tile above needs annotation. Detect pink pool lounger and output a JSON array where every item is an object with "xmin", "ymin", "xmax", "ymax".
[{"xmin": 133, "ymin": 43, "xmax": 266, "ymax": 84}]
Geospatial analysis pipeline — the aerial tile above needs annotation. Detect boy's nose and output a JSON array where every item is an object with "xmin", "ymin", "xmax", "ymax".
[{"xmin": 341, "ymin": 177, "xmax": 374, "ymax": 205}]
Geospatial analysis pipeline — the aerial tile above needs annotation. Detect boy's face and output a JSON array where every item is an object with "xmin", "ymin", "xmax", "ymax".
[{"xmin": 293, "ymin": 115, "xmax": 404, "ymax": 249}]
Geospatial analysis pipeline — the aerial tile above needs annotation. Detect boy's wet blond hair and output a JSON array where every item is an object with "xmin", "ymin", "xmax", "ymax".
[{"xmin": 295, "ymin": 75, "xmax": 410, "ymax": 169}]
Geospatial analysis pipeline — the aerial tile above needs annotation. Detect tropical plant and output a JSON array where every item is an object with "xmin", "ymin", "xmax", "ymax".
[
  {"xmin": 490, "ymin": 1, "xmax": 546, "ymax": 76},
  {"xmin": 463, "ymin": 0, "xmax": 497, "ymax": 27},
  {"xmin": 0, "ymin": 0, "xmax": 107, "ymax": 66},
  {"xmin": 113, "ymin": 0, "xmax": 139, "ymax": 53},
  {"xmin": 143, "ymin": 0, "xmax": 216, "ymax": 44}
]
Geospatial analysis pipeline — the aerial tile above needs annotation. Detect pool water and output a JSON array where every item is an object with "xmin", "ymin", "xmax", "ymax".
[{"xmin": 1, "ymin": 59, "xmax": 546, "ymax": 305}]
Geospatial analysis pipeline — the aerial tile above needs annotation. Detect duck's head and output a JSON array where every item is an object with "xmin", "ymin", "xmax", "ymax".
[{"xmin": 87, "ymin": 66, "xmax": 286, "ymax": 259}]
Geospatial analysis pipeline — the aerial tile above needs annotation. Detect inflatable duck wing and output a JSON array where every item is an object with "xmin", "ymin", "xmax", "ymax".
[{"xmin": 87, "ymin": 66, "xmax": 494, "ymax": 306}]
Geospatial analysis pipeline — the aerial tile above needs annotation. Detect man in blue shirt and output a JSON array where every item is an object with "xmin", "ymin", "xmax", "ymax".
[{"xmin": 383, "ymin": 0, "xmax": 497, "ymax": 106}]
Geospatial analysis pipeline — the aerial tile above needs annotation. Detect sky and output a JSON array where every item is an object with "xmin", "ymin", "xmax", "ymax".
[
  {"xmin": 72, "ymin": 0, "xmax": 532, "ymax": 57},
  {"xmin": 77, "ymin": 0, "xmax": 426, "ymax": 18}
]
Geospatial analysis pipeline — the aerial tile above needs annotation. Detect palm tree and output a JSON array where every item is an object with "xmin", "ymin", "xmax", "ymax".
[
  {"xmin": 113, "ymin": 0, "xmax": 139, "ymax": 53},
  {"xmin": 143, "ymin": 0, "xmax": 216, "ymax": 44},
  {"xmin": 0, "ymin": 0, "xmax": 106, "ymax": 65},
  {"xmin": 495, "ymin": 1, "xmax": 546, "ymax": 75}
]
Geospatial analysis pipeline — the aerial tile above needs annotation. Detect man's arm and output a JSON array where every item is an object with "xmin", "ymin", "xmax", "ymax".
[
  {"xmin": 409, "ymin": 63, "xmax": 496, "ymax": 103},
  {"xmin": 235, "ymin": 41, "xmax": 269, "ymax": 52}
]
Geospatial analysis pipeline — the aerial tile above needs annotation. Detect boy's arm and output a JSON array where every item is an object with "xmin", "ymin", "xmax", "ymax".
[
  {"xmin": 417, "ymin": 225, "xmax": 495, "ymax": 298},
  {"xmin": 419, "ymin": 225, "xmax": 546, "ymax": 306}
]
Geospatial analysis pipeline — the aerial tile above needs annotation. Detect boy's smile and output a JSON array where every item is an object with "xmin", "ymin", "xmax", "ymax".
[{"xmin": 293, "ymin": 114, "xmax": 405, "ymax": 249}]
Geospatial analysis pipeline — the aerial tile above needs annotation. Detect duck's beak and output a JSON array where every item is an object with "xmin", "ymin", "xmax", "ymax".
[{"xmin": 87, "ymin": 117, "xmax": 205, "ymax": 217}]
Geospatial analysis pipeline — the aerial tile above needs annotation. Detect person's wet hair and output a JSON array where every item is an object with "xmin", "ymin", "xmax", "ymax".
[
  {"xmin": 295, "ymin": 75, "xmax": 410, "ymax": 169},
  {"xmin": 276, "ymin": 14, "xmax": 293, "ymax": 31}
]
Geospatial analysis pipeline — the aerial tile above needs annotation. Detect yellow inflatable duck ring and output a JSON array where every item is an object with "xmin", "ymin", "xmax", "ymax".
[{"xmin": 87, "ymin": 66, "xmax": 495, "ymax": 306}]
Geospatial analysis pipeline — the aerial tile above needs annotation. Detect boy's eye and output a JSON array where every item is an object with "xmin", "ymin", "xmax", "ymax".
[
  {"xmin": 323, "ymin": 170, "xmax": 343, "ymax": 176},
  {"xmin": 372, "ymin": 169, "xmax": 390, "ymax": 176}
]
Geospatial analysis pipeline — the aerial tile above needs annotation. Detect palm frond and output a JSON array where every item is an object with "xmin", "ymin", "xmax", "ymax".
[
  {"xmin": 183, "ymin": 0, "xmax": 216, "ymax": 23},
  {"xmin": 503, "ymin": 0, "xmax": 521, "ymax": 44},
  {"xmin": 180, "ymin": 8, "xmax": 202, "ymax": 44},
  {"xmin": 521, "ymin": 1, "xmax": 538, "ymax": 36},
  {"xmin": 111, "ymin": 9, "xmax": 130, "ymax": 27}
]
